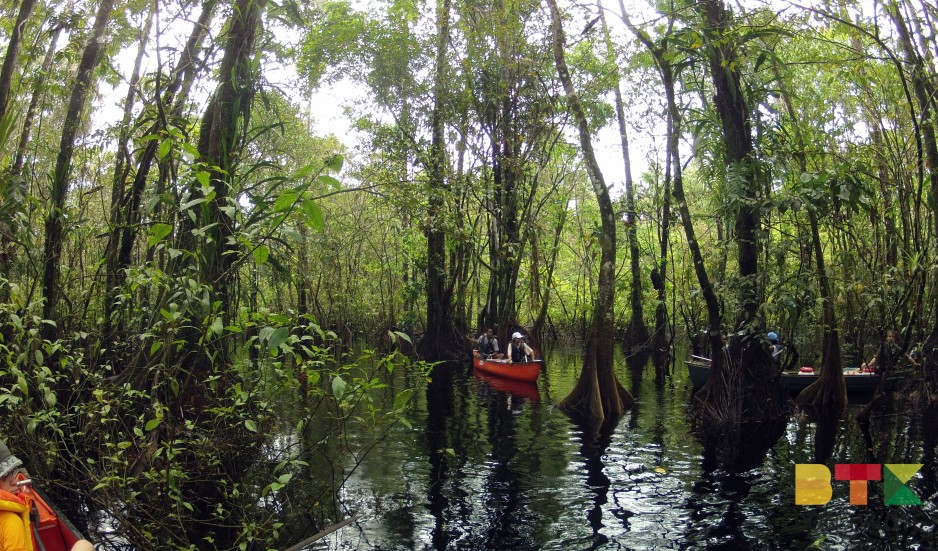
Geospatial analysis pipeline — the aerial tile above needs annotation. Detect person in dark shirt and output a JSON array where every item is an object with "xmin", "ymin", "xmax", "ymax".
[
  {"xmin": 861, "ymin": 329, "xmax": 918, "ymax": 374},
  {"xmin": 474, "ymin": 327, "xmax": 504, "ymax": 359}
]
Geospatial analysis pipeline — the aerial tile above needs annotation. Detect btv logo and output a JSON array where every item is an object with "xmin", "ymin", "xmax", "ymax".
[{"xmin": 795, "ymin": 464, "xmax": 923, "ymax": 505}]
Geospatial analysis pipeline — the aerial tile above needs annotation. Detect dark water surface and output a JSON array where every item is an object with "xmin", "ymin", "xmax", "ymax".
[{"xmin": 303, "ymin": 346, "xmax": 937, "ymax": 550}]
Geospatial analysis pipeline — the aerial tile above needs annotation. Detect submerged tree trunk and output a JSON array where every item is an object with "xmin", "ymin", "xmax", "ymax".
[
  {"xmin": 548, "ymin": 0, "xmax": 632, "ymax": 424},
  {"xmin": 598, "ymin": 2, "xmax": 647, "ymax": 351},
  {"xmin": 761, "ymin": 49, "xmax": 846, "ymax": 410},
  {"xmin": 418, "ymin": 0, "xmax": 460, "ymax": 361},
  {"xmin": 694, "ymin": 0, "xmax": 788, "ymax": 424},
  {"xmin": 41, "ymin": 0, "xmax": 116, "ymax": 338},
  {"xmin": 620, "ymin": 3, "xmax": 723, "ymax": 396}
]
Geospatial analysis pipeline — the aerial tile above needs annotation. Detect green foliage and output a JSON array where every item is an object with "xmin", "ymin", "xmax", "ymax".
[{"xmin": 0, "ymin": 285, "xmax": 429, "ymax": 550}]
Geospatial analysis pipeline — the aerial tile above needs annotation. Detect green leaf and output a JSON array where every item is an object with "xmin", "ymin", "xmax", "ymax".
[
  {"xmin": 325, "ymin": 154, "xmax": 343, "ymax": 171},
  {"xmin": 157, "ymin": 139, "xmax": 172, "ymax": 160},
  {"xmin": 147, "ymin": 223, "xmax": 174, "ymax": 248},
  {"xmin": 268, "ymin": 327, "xmax": 289, "ymax": 352},
  {"xmin": 196, "ymin": 171, "xmax": 211, "ymax": 187},
  {"xmin": 306, "ymin": 371, "xmax": 321, "ymax": 385},
  {"xmin": 274, "ymin": 191, "xmax": 299, "ymax": 212},
  {"xmin": 302, "ymin": 199, "xmax": 324, "ymax": 230},
  {"xmin": 180, "ymin": 197, "xmax": 206, "ymax": 211},
  {"xmin": 253, "ymin": 244, "xmax": 270, "ymax": 265},
  {"xmin": 210, "ymin": 317, "xmax": 224, "ymax": 336},
  {"xmin": 145, "ymin": 418, "xmax": 161, "ymax": 431},
  {"xmin": 317, "ymin": 174, "xmax": 341, "ymax": 189},
  {"xmin": 393, "ymin": 389, "xmax": 413, "ymax": 411},
  {"xmin": 332, "ymin": 375, "xmax": 347, "ymax": 401},
  {"xmin": 293, "ymin": 163, "xmax": 317, "ymax": 179},
  {"xmin": 181, "ymin": 143, "xmax": 199, "ymax": 162},
  {"xmin": 245, "ymin": 419, "xmax": 258, "ymax": 432}
]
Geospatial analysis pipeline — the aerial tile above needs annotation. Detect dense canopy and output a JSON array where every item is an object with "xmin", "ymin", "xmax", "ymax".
[{"xmin": 0, "ymin": 0, "xmax": 937, "ymax": 548}]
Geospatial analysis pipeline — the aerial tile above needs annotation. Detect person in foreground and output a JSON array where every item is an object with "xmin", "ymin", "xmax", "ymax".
[
  {"xmin": 507, "ymin": 332, "xmax": 536, "ymax": 364},
  {"xmin": 0, "ymin": 440, "xmax": 95, "ymax": 551}
]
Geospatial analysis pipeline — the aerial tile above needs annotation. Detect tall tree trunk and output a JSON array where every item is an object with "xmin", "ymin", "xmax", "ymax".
[
  {"xmin": 102, "ymin": 0, "xmax": 218, "ymax": 346},
  {"xmin": 533, "ymin": 198, "xmax": 568, "ymax": 341},
  {"xmin": 0, "ymin": 0, "xmax": 37, "ymax": 119},
  {"xmin": 11, "ymin": 24, "xmax": 60, "ymax": 178},
  {"xmin": 41, "ymin": 0, "xmax": 116, "ymax": 338},
  {"xmin": 620, "ymin": 6, "xmax": 707, "ymax": 374},
  {"xmin": 418, "ymin": 0, "xmax": 458, "ymax": 360},
  {"xmin": 192, "ymin": 0, "xmax": 266, "ymax": 342},
  {"xmin": 0, "ymin": 0, "xmax": 38, "ymax": 300},
  {"xmin": 695, "ymin": 0, "xmax": 788, "ymax": 423},
  {"xmin": 101, "ymin": 5, "xmax": 154, "ymax": 344},
  {"xmin": 598, "ymin": 1, "xmax": 648, "ymax": 351},
  {"xmin": 888, "ymin": 1, "xmax": 938, "ymax": 406},
  {"xmin": 548, "ymin": 0, "xmax": 632, "ymax": 424},
  {"xmin": 698, "ymin": 0, "xmax": 760, "ymax": 326},
  {"xmin": 766, "ymin": 49, "xmax": 847, "ymax": 411}
]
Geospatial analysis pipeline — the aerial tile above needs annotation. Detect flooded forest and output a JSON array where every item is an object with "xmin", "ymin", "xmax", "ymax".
[{"xmin": 0, "ymin": 0, "xmax": 936, "ymax": 549}]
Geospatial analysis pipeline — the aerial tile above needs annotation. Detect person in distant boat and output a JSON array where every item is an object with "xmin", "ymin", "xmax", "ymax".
[
  {"xmin": 474, "ymin": 327, "xmax": 504, "ymax": 359},
  {"xmin": 0, "ymin": 440, "xmax": 95, "ymax": 551},
  {"xmin": 767, "ymin": 331, "xmax": 785, "ymax": 370},
  {"xmin": 861, "ymin": 329, "xmax": 918, "ymax": 374},
  {"xmin": 507, "ymin": 332, "xmax": 536, "ymax": 364}
]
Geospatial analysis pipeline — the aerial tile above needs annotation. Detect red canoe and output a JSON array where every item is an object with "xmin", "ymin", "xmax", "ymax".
[
  {"xmin": 473, "ymin": 357, "xmax": 542, "ymax": 382},
  {"xmin": 16, "ymin": 473, "xmax": 85, "ymax": 551},
  {"xmin": 473, "ymin": 369, "xmax": 540, "ymax": 401}
]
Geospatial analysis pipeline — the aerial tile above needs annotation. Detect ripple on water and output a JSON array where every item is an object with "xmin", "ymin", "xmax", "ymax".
[{"xmin": 299, "ymin": 348, "xmax": 938, "ymax": 550}]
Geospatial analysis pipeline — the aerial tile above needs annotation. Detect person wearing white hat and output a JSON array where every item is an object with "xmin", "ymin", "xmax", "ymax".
[{"xmin": 507, "ymin": 332, "xmax": 536, "ymax": 364}]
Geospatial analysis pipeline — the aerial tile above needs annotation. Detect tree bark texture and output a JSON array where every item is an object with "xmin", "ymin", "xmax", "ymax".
[
  {"xmin": 888, "ymin": 2, "xmax": 938, "ymax": 407},
  {"xmin": 548, "ymin": 0, "xmax": 632, "ymax": 423},
  {"xmin": 698, "ymin": 0, "xmax": 760, "ymax": 326},
  {"xmin": 418, "ymin": 0, "xmax": 459, "ymax": 360},
  {"xmin": 599, "ymin": 2, "xmax": 648, "ymax": 351},
  {"xmin": 102, "ymin": 0, "xmax": 218, "ymax": 344},
  {"xmin": 0, "ymin": 0, "xmax": 37, "ymax": 120},
  {"xmin": 41, "ymin": 0, "xmax": 116, "ymax": 336}
]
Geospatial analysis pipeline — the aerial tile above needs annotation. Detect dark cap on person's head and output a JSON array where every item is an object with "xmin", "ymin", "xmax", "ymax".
[{"xmin": 0, "ymin": 440, "xmax": 23, "ymax": 479}]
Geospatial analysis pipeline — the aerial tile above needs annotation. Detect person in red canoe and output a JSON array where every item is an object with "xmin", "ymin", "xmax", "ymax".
[
  {"xmin": 0, "ymin": 440, "xmax": 94, "ymax": 551},
  {"xmin": 473, "ymin": 327, "xmax": 505, "ymax": 359},
  {"xmin": 507, "ymin": 332, "xmax": 536, "ymax": 364}
]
